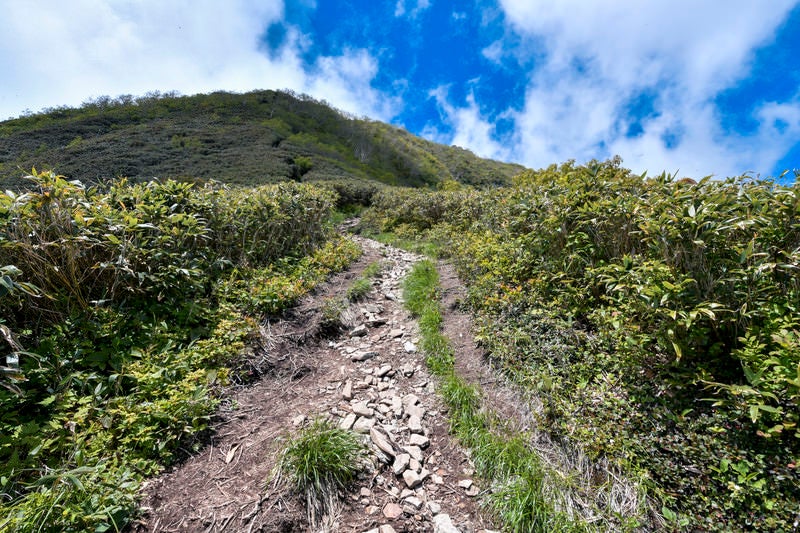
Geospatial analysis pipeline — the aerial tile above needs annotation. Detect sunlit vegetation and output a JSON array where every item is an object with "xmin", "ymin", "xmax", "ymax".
[
  {"xmin": 0, "ymin": 170, "xmax": 360, "ymax": 532},
  {"xmin": 373, "ymin": 159, "xmax": 800, "ymax": 531},
  {"xmin": 403, "ymin": 261, "xmax": 586, "ymax": 531},
  {"xmin": 0, "ymin": 90, "xmax": 523, "ymax": 190}
]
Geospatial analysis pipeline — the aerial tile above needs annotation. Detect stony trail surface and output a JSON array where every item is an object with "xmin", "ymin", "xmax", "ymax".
[{"xmin": 133, "ymin": 236, "xmax": 499, "ymax": 533}]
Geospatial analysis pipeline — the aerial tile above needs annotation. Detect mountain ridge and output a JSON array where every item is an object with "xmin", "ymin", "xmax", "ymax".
[{"xmin": 0, "ymin": 89, "xmax": 524, "ymax": 189}]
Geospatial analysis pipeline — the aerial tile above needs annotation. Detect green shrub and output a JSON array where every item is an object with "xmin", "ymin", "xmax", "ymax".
[
  {"xmin": 374, "ymin": 159, "xmax": 800, "ymax": 529},
  {"xmin": 0, "ymin": 170, "xmax": 358, "ymax": 531}
]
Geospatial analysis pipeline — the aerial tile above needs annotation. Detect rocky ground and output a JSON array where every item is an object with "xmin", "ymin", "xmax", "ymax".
[{"xmin": 132, "ymin": 236, "xmax": 500, "ymax": 533}]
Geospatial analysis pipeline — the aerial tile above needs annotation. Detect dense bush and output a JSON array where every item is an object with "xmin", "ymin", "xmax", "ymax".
[
  {"xmin": 0, "ymin": 170, "xmax": 359, "ymax": 531},
  {"xmin": 367, "ymin": 160, "xmax": 800, "ymax": 530}
]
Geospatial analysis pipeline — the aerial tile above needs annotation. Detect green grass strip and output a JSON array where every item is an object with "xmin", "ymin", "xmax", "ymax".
[{"xmin": 402, "ymin": 260, "xmax": 582, "ymax": 532}]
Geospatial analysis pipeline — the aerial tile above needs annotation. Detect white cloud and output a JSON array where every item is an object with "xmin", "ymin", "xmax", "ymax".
[
  {"xmin": 472, "ymin": 0, "xmax": 800, "ymax": 178},
  {"xmin": 428, "ymin": 86, "xmax": 511, "ymax": 161},
  {"xmin": 481, "ymin": 40, "xmax": 504, "ymax": 64},
  {"xmin": 394, "ymin": 0, "xmax": 431, "ymax": 19},
  {"xmin": 0, "ymin": 0, "xmax": 398, "ymax": 122}
]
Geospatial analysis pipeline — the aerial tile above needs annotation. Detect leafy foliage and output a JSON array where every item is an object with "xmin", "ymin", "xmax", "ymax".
[
  {"xmin": 0, "ymin": 170, "xmax": 358, "ymax": 531},
  {"xmin": 372, "ymin": 159, "xmax": 800, "ymax": 530}
]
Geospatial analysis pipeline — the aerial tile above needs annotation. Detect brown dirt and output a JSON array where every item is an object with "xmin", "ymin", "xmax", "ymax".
[
  {"xmin": 130, "ymin": 237, "xmax": 499, "ymax": 533},
  {"xmin": 437, "ymin": 261, "xmax": 537, "ymax": 433}
]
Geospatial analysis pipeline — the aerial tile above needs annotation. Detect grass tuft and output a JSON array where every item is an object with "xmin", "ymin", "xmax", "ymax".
[
  {"xmin": 274, "ymin": 419, "xmax": 365, "ymax": 527},
  {"xmin": 346, "ymin": 277, "xmax": 373, "ymax": 301}
]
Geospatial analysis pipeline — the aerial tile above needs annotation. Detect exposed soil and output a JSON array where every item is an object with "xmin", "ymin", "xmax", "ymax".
[{"xmin": 131, "ymin": 236, "xmax": 500, "ymax": 533}]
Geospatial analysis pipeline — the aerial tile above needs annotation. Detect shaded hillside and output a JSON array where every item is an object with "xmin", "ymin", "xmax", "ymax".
[{"xmin": 0, "ymin": 90, "xmax": 523, "ymax": 189}]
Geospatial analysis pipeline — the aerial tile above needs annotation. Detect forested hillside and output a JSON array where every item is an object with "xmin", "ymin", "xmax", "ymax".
[{"xmin": 0, "ymin": 90, "xmax": 522, "ymax": 189}]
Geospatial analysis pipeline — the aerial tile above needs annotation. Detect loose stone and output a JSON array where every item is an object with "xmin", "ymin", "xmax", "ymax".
[
  {"xmin": 406, "ymin": 403, "xmax": 425, "ymax": 419},
  {"xmin": 404, "ymin": 496, "xmax": 423, "ymax": 510},
  {"xmin": 403, "ymin": 341, "xmax": 417, "ymax": 353},
  {"xmin": 433, "ymin": 514, "xmax": 462, "ymax": 533},
  {"xmin": 407, "ymin": 415, "xmax": 423, "ymax": 434},
  {"xmin": 403, "ymin": 445, "xmax": 424, "ymax": 462},
  {"xmin": 340, "ymin": 413, "xmax": 357, "ymax": 430},
  {"xmin": 376, "ymin": 364, "xmax": 393, "ymax": 378},
  {"xmin": 342, "ymin": 380, "xmax": 353, "ymax": 400},
  {"xmin": 370, "ymin": 427, "xmax": 397, "ymax": 457},
  {"xmin": 408, "ymin": 434, "xmax": 430, "ymax": 448},
  {"xmin": 352, "ymin": 351, "xmax": 378, "ymax": 362},
  {"xmin": 353, "ymin": 417, "xmax": 375, "ymax": 433},
  {"xmin": 382, "ymin": 502, "xmax": 403, "ymax": 520},
  {"xmin": 428, "ymin": 501, "xmax": 442, "ymax": 515},
  {"xmin": 392, "ymin": 453, "xmax": 411, "ymax": 475},
  {"xmin": 352, "ymin": 401, "xmax": 373, "ymax": 417},
  {"xmin": 402, "ymin": 468, "xmax": 429, "ymax": 489},
  {"xmin": 350, "ymin": 324, "xmax": 368, "ymax": 337}
]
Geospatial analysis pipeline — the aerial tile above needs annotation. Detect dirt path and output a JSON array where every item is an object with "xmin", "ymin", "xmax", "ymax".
[{"xmin": 132, "ymin": 236, "xmax": 498, "ymax": 533}]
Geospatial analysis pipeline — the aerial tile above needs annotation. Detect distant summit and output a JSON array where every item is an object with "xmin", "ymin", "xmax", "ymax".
[{"xmin": 0, "ymin": 90, "xmax": 524, "ymax": 189}]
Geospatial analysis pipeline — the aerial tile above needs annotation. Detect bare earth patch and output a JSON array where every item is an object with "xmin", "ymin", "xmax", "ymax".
[{"xmin": 132, "ymin": 237, "xmax": 498, "ymax": 533}]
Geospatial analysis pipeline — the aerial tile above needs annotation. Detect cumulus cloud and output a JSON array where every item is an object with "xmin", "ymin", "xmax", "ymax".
[
  {"xmin": 428, "ymin": 86, "xmax": 512, "ymax": 161},
  {"xmin": 455, "ymin": 0, "xmax": 800, "ymax": 177},
  {"xmin": 0, "ymin": 0, "xmax": 397, "ymax": 121}
]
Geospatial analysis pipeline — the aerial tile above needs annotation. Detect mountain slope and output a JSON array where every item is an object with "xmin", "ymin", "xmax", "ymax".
[{"xmin": 0, "ymin": 90, "xmax": 523, "ymax": 189}]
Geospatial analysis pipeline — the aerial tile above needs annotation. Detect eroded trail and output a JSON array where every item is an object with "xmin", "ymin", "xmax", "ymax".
[{"xmin": 133, "ymin": 236, "xmax": 497, "ymax": 533}]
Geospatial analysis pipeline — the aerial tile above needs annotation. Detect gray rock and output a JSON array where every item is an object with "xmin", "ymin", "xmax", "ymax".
[
  {"xmin": 389, "ymin": 328, "xmax": 404, "ymax": 339},
  {"xmin": 370, "ymin": 427, "xmax": 397, "ymax": 457},
  {"xmin": 352, "ymin": 401, "xmax": 374, "ymax": 417},
  {"xmin": 340, "ymin": 413, "xmax": 357, "ymax": 430},
  {"xmin": 408, "ymin": 434, "xmax": 430, "ymax": 448},
  {"xmin": 403, "ymin": 445, "xmax": 424, "ymax": 462},
  {"xmin": 433, "ymin": 514, "xmax": 461, "ymax": 533},
  {"xmin": 427, "ymin": 501, "xmax": 442, "ymax": 515},
  {"xmin": 376, "ymin": 364, "xmax": 393, "ymax": 378},
  {"xmin": 350, "ymin": 324, "xmax": 368, "ymax": 337},
  {"xmin": 407, "ymin": 415, "xmax": 423, "ymax": 434},
  {"xmin": 353, "ymin": 416, "xmax": 375, "ymax": 433},
  {"xmin": 364, "ymin": 303, "xmax": 383, "ymax": 314},
  {"xmin": 457, "ymin": 479, "xmax": 473, "ymax": 489},
  {"xmin": 402, "ymin": 469, "xmax": 424, "ymax": 489},
  {"xmin": 342, "ymin": 380, "xmax": 353, "ymax": 400},
  {"xmin": 379, "ymin": 526, "xmax": 397, "ymax": 533},
  {"xmin": 403, "ymin": 341, "xmax": 417, "ymax": 353},
  {"xmin": 392, "ymin": 453, "xmax": 411, "ymax": 475},
  {"xmin": 402, "ymin": 468, "xmax": 429, "ymax": 489},
  {"xmin": 382, "ymin": 502, "xmax": 403, "ymax": 519},
  {"xmin": 352, "ymin": 351, "xmax": 378, "ymax": 362},
  {"xmin": 404, "ymin": 495, "xmax": 423, "ymax": 510},
  {"xmin": 403, "ymin": 393, "xmax": 420, "ymax": 409},
  {"xmin": 406, "ymin": 403, "xmax": 425, "ymax": 419}
]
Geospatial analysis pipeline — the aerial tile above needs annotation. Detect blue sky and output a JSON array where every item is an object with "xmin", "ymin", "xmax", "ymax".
[{"xmin": 1, "ymin": 1, "xmax": 799, "ymax": 181}]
